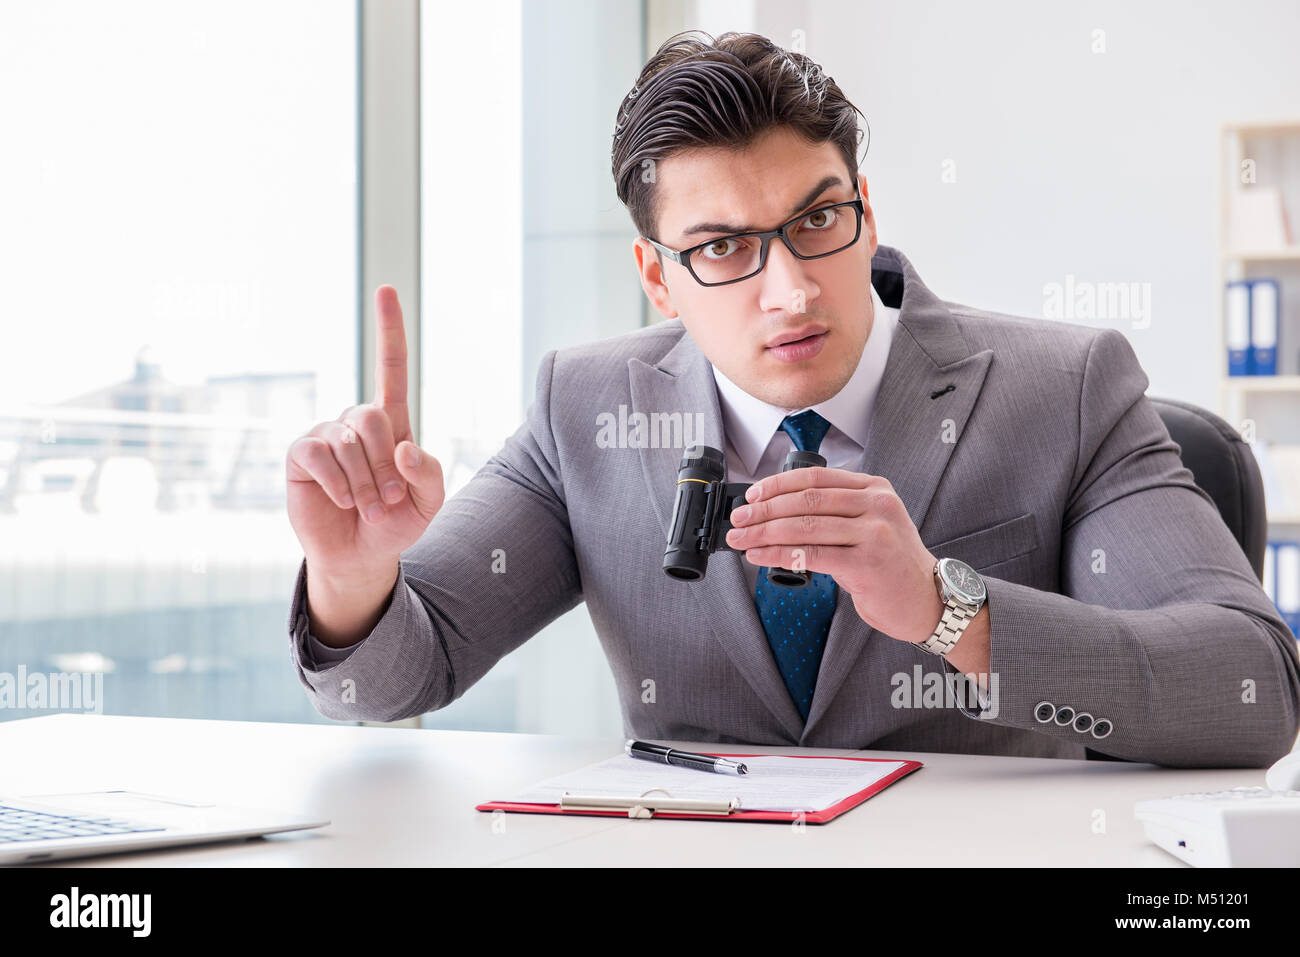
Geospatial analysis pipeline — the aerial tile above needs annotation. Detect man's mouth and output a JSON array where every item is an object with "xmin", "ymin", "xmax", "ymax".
[
  {"xmin": 765, "ymin": 327, "xmax": 829, "ymax": 363},
  {"xmin": 765, "ymin": 324, "xmax": 828, "ymax": 348}
]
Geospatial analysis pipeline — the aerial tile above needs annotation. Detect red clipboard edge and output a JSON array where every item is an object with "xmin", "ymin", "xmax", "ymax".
[{"xmin": 476, "ymin": 753, "xmax": 923, "ymax": 824}]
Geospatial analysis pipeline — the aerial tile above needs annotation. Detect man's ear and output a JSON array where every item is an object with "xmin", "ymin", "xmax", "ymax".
[
  {"xmin": 633, "ymin": 238, "xmax": 679, "ymax": 320},
  {"xmin": 857, "ymin": 173, "xmax": 878, "ymax": 255}
]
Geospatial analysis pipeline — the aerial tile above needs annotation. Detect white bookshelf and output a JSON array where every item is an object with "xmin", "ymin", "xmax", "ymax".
[
  {"xmin": 1221, "ymin": 247, "xmax": 1300, "ymax": 262},
  {"xmin": 1217, "ymin": 122, "xmax": 1300, "ymax": 533}
]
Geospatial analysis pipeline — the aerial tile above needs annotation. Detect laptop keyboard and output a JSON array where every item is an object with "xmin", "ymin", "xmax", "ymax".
[{"xmin": 0, "ymin": 804, "xmax": 166, "ymax": 842}]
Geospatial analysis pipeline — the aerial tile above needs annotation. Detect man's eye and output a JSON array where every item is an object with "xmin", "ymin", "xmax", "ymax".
[
  {"xmin": 801, "ymin": 208, "xmax": 836, "ymax": 230},
  {"xmin": 700, "ymin": 238, "xmax": 740, "ymax": 260}
]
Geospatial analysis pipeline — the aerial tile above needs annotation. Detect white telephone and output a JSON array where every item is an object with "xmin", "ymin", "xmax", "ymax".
[{"xmin": 1134, "ymin": 750, "xmax": 1300, "ymax": 867}]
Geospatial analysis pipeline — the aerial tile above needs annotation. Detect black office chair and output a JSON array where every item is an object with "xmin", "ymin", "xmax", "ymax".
[{"xmin": 1084, "ymin": 397, "xmax": 1267, "ymax": 763}]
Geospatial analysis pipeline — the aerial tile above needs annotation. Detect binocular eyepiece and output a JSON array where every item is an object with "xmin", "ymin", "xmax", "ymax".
[{"xmin": 662, "ymin": 443, "xmax": 826, "ymax": 587}]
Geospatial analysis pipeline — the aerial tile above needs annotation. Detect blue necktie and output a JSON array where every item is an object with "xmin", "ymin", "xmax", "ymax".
[{"xmin": 754, "ymin": 410, "xmax": 838, "ymax": 721}]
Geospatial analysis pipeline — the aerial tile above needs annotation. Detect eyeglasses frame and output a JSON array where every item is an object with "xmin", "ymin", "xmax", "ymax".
[{"xmin": 643, "ymin": 197, "xmax": 866, "ymax": 288}]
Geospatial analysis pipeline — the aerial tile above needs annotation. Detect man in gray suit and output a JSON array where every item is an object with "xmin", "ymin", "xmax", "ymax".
[{"xmin": 284, "ymin": 32, "xmax": 1299, "ymax": 767}]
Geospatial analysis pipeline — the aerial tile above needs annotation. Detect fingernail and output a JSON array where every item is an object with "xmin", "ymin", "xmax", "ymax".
[
  {"xmin": 747, "ymin": 484, "xmax": 762, "ymax": 502},
  {"xmin": 732, "ymin": 505, "xmax": 751, "ymax": 524},
  {"xmin": 383, "ymin": 481, "xmax": 403, "ymax": 503},
  {"xmin": 366, "ymin": 503, "xmax": 385, "ymax": 522},
  {"xmin": 341, "ymin": 491, "xmax": 354, "ymax": 508},
  {"xmin": 403, "ymin": 445, "xmax": 420, "ymax": 468}
]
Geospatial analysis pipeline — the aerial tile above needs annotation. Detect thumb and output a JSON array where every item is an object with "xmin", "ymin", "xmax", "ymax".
[{"xmin": 392, "ymin": 440, "xmax": 444, "ymax": 519}]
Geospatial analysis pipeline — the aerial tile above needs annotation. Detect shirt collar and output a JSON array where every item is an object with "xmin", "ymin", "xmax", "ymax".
[{"xmin": 712, "ymin": 280, "xmax": 899, "ymax": 475}]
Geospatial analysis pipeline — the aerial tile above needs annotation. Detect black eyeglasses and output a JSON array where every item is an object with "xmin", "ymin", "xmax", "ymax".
[{"xmin": 645, "ymin": 198, "xmax": 864, "ymax": 287}]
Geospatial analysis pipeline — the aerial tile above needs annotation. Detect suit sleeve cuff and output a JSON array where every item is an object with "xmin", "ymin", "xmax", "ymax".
[
  {"xmin": 286, "ymin": 557, "xmax": 373, "ymax": 671},
  {"xmin": 941, "ymin": 654, "xmax": 992, "ymax": 718}
]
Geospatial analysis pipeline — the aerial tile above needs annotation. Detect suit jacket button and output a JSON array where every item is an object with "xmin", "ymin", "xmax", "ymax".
[
  {"xmin": 1053, "ymin": 705, "xmax": 1076, "ymax": 726},
  {"xmin": 1072, "ymin": 712, "xmax": 1094, "ymax": 733},
  {"xmin": 1091, "ymin": 718, "xmax": 1113, "ymax": 739},
  {"xmin": 1034, "ymin": 700, "xmax": 1056, "ymax": 723}
]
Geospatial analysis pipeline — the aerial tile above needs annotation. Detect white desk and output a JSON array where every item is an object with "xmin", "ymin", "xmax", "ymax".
[{"xmin": 1, "ymin": 713, "xmax": 1273, "ymax": 866}]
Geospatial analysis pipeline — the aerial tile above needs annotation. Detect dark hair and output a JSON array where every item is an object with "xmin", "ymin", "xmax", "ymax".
[{"xmin": 611, "ymin": 31, "xmax": 866, "ymax": 252}]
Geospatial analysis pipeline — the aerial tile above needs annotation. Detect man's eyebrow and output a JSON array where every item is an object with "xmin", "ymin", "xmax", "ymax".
[{"xmin": 679, "ymin": 174, "xmax": 847, "ymax": 239}]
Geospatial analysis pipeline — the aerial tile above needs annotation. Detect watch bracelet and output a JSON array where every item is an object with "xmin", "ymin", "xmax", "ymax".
[{"xmin": 920, "ymin": 599, "xmax": 975, "ymax": 656}]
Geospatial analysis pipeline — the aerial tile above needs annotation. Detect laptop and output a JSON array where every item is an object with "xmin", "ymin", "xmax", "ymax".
[{"xmin": 0, "ymin": 789, "xmax": 329, "ymax": 864}]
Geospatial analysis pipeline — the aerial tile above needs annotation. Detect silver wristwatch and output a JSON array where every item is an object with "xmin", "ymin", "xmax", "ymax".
[{"xmin": 917, "ymin": 557, "xmax": 987, "ymax": 656}]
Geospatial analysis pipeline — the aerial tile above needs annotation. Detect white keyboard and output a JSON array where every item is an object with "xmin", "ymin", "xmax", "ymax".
[{"xmin": 1134, "ymin": 787, "xmax": 1300, "ymax": 867}]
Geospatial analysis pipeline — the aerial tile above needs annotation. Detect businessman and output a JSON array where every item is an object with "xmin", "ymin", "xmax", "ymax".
[{"xmin": 284, "ymin": 31, "xmax": 1299, "ymax": 767}]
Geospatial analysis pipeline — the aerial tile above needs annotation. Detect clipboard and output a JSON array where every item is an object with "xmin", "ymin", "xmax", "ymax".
[{"xmin": 476, "ymin": 752, "xmax": 922, "ymax": 824}]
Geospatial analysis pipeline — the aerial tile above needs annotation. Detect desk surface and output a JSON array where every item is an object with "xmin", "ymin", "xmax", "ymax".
[{"xmin": 1, "ymin": 714, "xmax": 1274, "ymax": 867}]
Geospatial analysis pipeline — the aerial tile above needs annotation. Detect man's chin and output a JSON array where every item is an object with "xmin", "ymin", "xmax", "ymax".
[{"xmin": 746, "ymin": 360, "xmax": 839, "ymax": 409}]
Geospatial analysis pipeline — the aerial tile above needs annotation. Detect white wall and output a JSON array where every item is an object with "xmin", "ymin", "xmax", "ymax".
[
  {"xmin": 652, "ymin": 0, "xmax": 1300, "ymax": 407},
  {"xmin": 793, "ymin": 0, "xmax": 1300, "ymax": 408}
]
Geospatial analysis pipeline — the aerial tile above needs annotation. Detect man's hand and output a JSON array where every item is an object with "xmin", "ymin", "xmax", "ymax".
[
  {"xmin": 724, "ymin": 467, "xmax": 944, "ymax": 646},
  {"xmin": 286, "ymin": 285, "xmax": 446, "ymax": 580}
]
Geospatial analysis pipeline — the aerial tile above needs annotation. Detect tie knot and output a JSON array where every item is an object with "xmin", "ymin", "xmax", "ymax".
[{"xmin": 781, "ymin": 410, "xmax": 832, "ymax": 453}]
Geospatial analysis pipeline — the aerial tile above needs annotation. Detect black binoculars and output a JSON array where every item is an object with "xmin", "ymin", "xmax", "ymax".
[{"xmin": 662, "ymin": 443, "xmax": 825, "ymax": 587}]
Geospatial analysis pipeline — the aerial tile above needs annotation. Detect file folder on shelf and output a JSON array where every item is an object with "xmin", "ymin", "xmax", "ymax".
[
  {"xmin": 1277, "ymin": 541, "xmax": 1300, "ymax": 637},
  {"xmin": 1264, "ymin": 541, "xmax": 1277, "ymax": 606},
  {"xmin": 1250, "ymin": 278, "xmax": 1279, "ymax": 376},
  {"xmin": 1226, "ymin": 280, "xmax": 1252, "ymax": 376},
  {"xmin": 476, "ymin": 752, "xmax": 922, "ymax": 824}
]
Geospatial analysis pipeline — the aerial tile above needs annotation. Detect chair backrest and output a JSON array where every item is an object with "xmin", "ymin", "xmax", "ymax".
[{"xmin": 1149, "ymin": 397, "xmax": 1268, "ymax": 583}]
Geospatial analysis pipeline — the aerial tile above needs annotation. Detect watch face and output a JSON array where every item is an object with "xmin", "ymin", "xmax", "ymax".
[{"xmin": 939, "ymin": 558, "xmax": 986, "ymax": 605}]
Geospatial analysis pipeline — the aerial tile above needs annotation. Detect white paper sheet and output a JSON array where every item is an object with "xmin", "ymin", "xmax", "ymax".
[{"xmin": 505, "ymin": 753, "xmax": 910, "ymax": 813}]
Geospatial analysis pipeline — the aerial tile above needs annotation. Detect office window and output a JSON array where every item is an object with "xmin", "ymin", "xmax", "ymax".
[
  {"xmin": 0, "ymin": 0, "xmax": 358, "ymax": 722},
  {"xmin": 418, "ymin": 0, "xmax": 642, "ymax": 735}
]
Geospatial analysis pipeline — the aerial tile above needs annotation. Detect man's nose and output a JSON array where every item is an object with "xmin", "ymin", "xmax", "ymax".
[{"xmin": 758, "ymin": 237, "xmax": 819, "ymax": 314}]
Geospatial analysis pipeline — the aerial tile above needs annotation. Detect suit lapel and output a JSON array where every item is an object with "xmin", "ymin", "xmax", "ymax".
[
  {"xmin": 629, "ymin": 329, "xmax": 807, "ymax": 742},
  {"xmin": 800, "ymin": 250, "xmax": 994, "ymax": 739}
]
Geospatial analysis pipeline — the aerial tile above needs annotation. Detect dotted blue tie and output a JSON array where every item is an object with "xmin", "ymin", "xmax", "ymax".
[{"xmin": 754, "ymin": 410, "xmax": 837, "ymax": 721}]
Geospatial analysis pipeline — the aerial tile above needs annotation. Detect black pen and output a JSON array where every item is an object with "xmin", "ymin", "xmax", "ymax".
[{"xmin": 625, "ymin": 740, "xmax": 748, "ymax": 775}]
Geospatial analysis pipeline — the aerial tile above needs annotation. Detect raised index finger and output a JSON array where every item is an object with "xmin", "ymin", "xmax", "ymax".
[
  {"xmin": 746, "ymin": 466, "xmax": 874, "ymax": 502},
  {"xmin": 374, "ymin": 285, "xmax": 411, "ymax": 443}
]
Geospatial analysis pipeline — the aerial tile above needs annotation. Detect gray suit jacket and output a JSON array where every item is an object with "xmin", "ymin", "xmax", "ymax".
[{"xmin": 286, "ymin": 245, "xmax": 1300, "ymax": 767}]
